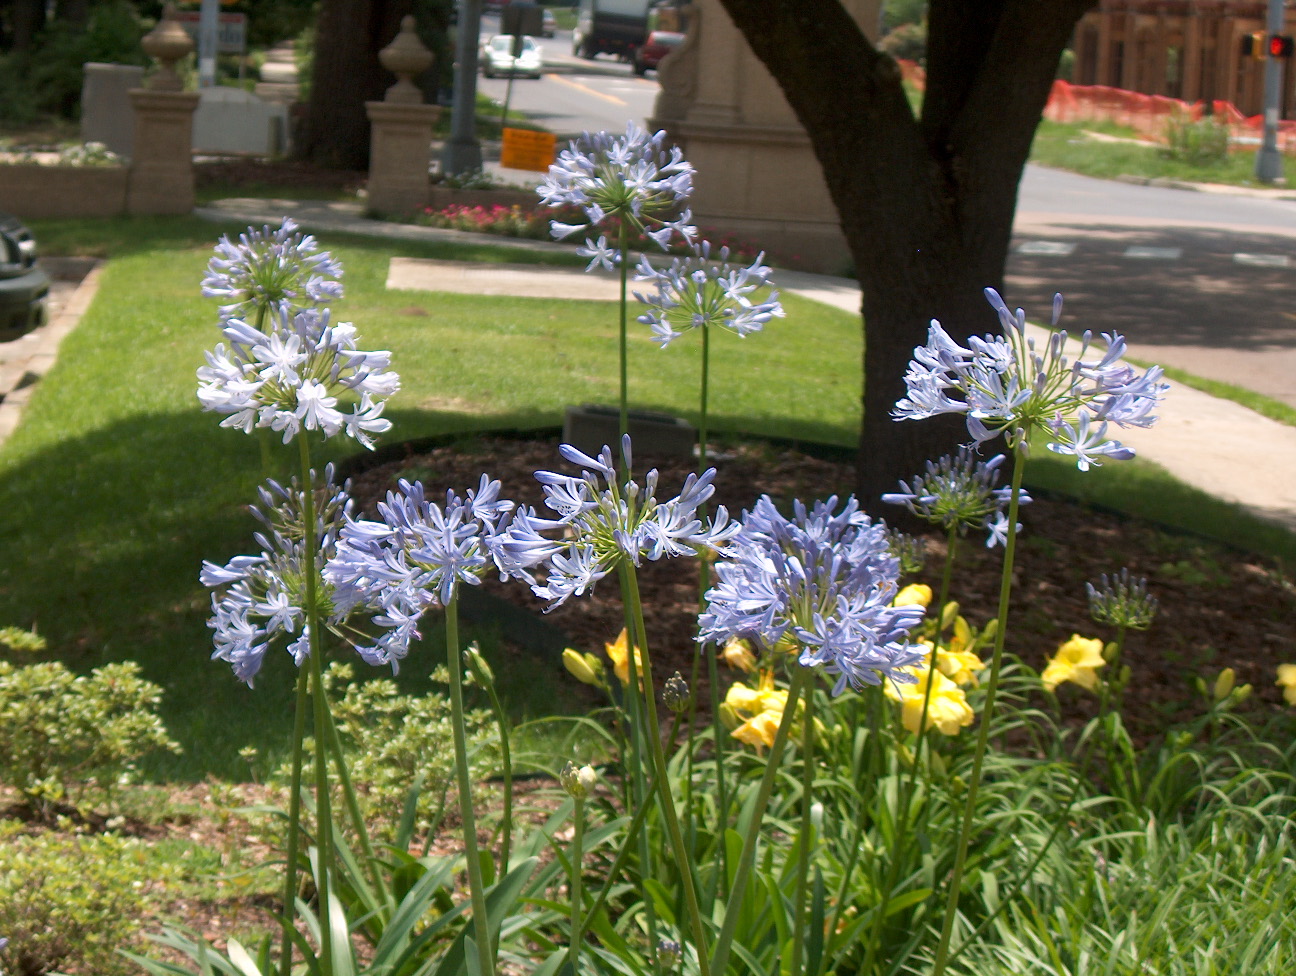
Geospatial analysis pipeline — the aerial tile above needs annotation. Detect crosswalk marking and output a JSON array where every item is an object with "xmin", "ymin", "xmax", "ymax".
[
  {"xmin": 1124, "ymin": 246, "xmax": 1182, "ymax": 260},
  {"xmin": 1233, "ymin": 253, "xmax": 1290, "ymax": 268},
  {"xmin": 1016, "ymin": 241, "xmax": 1076, "ymax": 256}
]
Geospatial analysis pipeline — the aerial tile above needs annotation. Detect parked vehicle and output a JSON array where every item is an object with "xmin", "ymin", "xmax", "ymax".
[
  {"xmin": 541, "ymin": 8, "xmax": 556, "ymax": 37},
  {"xmin": 0, "ymin": 212, "xmax": 49, "ymax": 340},
  {"xmin": 572, "ymin": 0, "xmax": 649, "ymax": 61},
  {"xmin": 481, "ymin": 34, "xmax": 544, "ymax": 79},
  {"xmin": 632, "ymin": 28, "xmax": 683, "ymax": 74}
]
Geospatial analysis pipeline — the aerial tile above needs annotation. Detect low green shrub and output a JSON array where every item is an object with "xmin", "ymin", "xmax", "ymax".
[
  {"xmin": 0, "ymin": 821, "xmax": 158, "ymax": 976},
  {"xmin": 0, "ymin": 659, "xmax": 180, "ymax": 816},
  {"xmin": 1161, "ymin": 111, "xmax": 1231, "ymax": 166}
]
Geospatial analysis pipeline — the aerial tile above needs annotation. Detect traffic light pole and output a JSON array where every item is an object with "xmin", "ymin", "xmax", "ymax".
[
  {"xmin": 1255, "ymin": 0, "xmax": 1286, "ymax": 182},
  {"xmin": 444, "ymin": 0, "xmax": 485, "ymax": 176}
]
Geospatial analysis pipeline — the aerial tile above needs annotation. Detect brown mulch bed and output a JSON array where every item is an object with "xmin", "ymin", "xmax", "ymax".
[{"xmin": 343, "ymin": 433, "xmax": 1296, "ymax": 742}]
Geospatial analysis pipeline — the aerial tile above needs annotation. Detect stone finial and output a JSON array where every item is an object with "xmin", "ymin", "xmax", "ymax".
[
  {"xmin": 379, "ymin": 15, "xmax": 433, "ymax": 104},
  {"xmin": 141, "ymin": 3, "xmax": 195, "ymax": 92}
]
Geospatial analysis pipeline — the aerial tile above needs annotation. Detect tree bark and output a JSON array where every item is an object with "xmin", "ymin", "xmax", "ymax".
[
  {"xmin": 297, "ymin": 0, "xmax": 414, "ymax": 169},
  {"xmin": 713, "ymin": 0, "xmax": 1095, "ymax": 507}
]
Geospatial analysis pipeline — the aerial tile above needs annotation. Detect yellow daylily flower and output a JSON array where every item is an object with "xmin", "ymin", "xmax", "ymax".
[
  {"xmin": 1041, "ymin": 634, "xmax": 1106, "ymax": 692},
  {"xmin": 732, "ymin": 710, "xmax": 782, "ymax": 750},
  {"xmin": 604, "ymin": 628, "xmax": 644, "ymax": 688},
  {"xmin": 884, "ymin": 666, "xmax": 974, "ymax": 736},
  {"xmin": 893, "ymin": 583, "xmax": 933, "ymax": 608},
  {"xmin": 1276, "ymin": 664, "xmax": 1296, "ymax": 705},
  {"xmin": 936, "ymin": 646, "xmax": 986, "ymax": 687},
  {"xmin": 724, "ymin": 670, "xmax": 793, "ymax": 750},
  {"xmin": 720, "ymin": 637, "xmax": 758, "ymax": 673}
]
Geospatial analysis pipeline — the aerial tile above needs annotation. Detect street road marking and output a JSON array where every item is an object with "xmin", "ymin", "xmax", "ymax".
[
  {"xmin": 1233, "ymin": 253, "xmax": 1290, "ymax": 268},
  {"xmin": 1016, "ymin": 241, "xmax": 1076, "ymax": 256},
  {"xmin": 1124, "ymin": 246, "xmax": 1181, "ymax": 260},
  {"xmin": 546, "ymin": 73, "xmax": 626, "ymax": 105}
]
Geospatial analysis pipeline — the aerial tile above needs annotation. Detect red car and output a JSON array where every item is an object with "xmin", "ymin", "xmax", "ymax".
[{"xmin": 632, "ymin": 29, "xmax": 683, "ymax": 75}]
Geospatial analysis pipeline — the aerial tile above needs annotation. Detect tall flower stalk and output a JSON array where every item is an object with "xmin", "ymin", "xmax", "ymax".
[{"xmin": 892, "ymin": 288, "xmax": 1167, "ymax": 976}]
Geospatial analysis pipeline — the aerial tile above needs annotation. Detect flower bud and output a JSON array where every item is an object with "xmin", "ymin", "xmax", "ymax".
[
  {"xmin": 718, "ymin": 701, "xmax": 741, "ymax": 730},
  {"xmin": 1213, "ymin": 667, "xmax": 1235, "ymax": 702},
  {"xmin": 663, "ymin": 671, "xmax": 690, "ymax": 713},
  {"xmin": 464, "ymin": 644, "xmax": 494, "ymax": 684},
  {"xmin": 894, "ymin": 583, "xmax": 932, "ymax": 608},
  {"xmin": 559, "ymin": 760, "xmax": 596, "ymax": 799},
  {"xmin": 1234, "ymin": 682, "xmax": 1252, "ymax": 703},
  {"xmin": 657, "ymin": 939, "xmax": 682, "ymax": 969},
  {"xmin": 939, "ymin": 600, "xmax": 961, "ymax": 630},
  {"xmin": 563, "ymin": 648, "xmax": 602, "ymax": 686},
  {"xmin": 720, "ymin": 637, "xmax": 757, "ymax": 673}
]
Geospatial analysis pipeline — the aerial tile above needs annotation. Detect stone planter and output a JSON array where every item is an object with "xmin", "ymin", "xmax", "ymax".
[
  {"xmin": 0, "ymin": 164, "xmax": 129, "ymax": 219},
  {"xmin": 562, "ymin": 404, "xmax": 696, "ymax": 457}
]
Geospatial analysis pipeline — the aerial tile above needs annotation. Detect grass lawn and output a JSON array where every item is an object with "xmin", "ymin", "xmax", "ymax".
[{"xmin": 1029, "ymin": 117, "xmax": 1292, "ymax": 186}]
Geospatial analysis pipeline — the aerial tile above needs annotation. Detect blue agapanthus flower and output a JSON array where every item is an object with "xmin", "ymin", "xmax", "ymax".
[
  {"xmin": 524, "ymin": 435, "xmax": 739, "ymax": 608},
  {"xmin": 893, "ymin": 289, "xmax": 1169, "ymax": 470},
  {"xmin": 882, "ymin": 446, "xmax": 1029, "ymax": 547},
  {"xmin": 201, "ymin": 467, "xmax": 354, "ymax": 685},
  {"xmin": 538, "ymin": 122, "xmax": 697, "ymax": 256},
  {"xmin": 202, "ymin": 217, "xmax": 344, "ymax": 322},
  {"xmin": 699, "ymin": 495, "xmax": 926, "ymax": 694},
  {"xmin": 323, "ymin": 477, "xmax": 553, "ymax": 669},
  {"xmin": 633, "ymin": 241, "xmax": 784, "ymax": 347},
  {"xmin": 197, "ymin": 306, "xmax": 398, "ymax": 448}
]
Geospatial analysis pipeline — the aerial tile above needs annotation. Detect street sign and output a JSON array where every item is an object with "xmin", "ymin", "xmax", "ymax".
[
  {"xmin": 500, "ymin": 127, "xmax": 557, "ymax": 172},
  {"xmin": 173, "ymin": 11, "xmax": 247, "ymax": 54}
]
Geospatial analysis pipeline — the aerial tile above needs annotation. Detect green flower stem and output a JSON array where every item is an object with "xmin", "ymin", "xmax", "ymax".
[
  {"xmin": 699, "ymin": 322, "xmax": 710, "ymax": 470},
  {"xmin": 567, "ymin": 794, "xmax": 586, "ymax": 975},
  {"xmin": 789, "ymin": 684, "xmax": 817, "ymax": 976},
  {"xmin": 622, "ymin": 564, "xmax": 711, "ymax": 976},
  {"xmin": 711, "ymin": 666, "xmax": 811, "ymax": 976},
  {"xmin": 466, "ymin": 650, "xmax": 514, "ymax": 876},
  {"xmin": 618, "ymin": 220, "xmax": 630, "ymax": 442},
  {"xmin": 278, "ymin": 667, "xmax": 311, "ymax": 976},
  {"xmin": 298, "ymin": 434, "xmax": 334, "ymax": 974},
  {"xmin": 706, "ymin": 643, "xmax": 729, "ymax": 903},
  {"xmin": 929, "ymin": 449, "xmax": 1027, "ymax": 976},
  {"xmin": 444, "ymin": 598, "xmax": 495, "ymax": 976}
]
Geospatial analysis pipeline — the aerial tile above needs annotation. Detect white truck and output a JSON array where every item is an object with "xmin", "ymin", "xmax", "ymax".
[{"xmin": 572, "ymin": 0, "xmax": 651, "ymax": 61}]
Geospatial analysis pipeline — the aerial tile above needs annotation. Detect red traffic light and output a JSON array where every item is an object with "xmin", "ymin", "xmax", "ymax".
[{"xmin": 1269, "ymin": 34, "xmax": 1295, "ymax": 59}]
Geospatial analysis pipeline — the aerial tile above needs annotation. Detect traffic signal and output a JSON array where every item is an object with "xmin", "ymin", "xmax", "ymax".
[
  {"xmin": 1242, "ymin": 31, "xmax": 1268, "ymax": 60},
  {"xmin": 1269, "ymin": 34, "xmax": 1295, "ymax": 59}
]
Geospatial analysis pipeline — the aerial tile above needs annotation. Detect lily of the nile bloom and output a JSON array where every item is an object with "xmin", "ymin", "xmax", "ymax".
[
  {"xmin": 882, "ymin": 446, "xmax": 1030, "ymax": 547},
  {"xmin": 537, "ymin": 122, "xmax": 697, "ymax": 258},
  {"xmin": 525, "ymin": 435, "xmax": 740, "ymax": 608},
  {"xmin": 202, "ymin": 217, "xmax": 344, "ymax": 322},
  {"xmin": 1041, "ymin": 634, "xmax": 1107, "ymax": 692},
  {"xmin": 884, "ymin": 663, "xmax": 975, "ymax": 736},
  {"xmin": 324, "ymin": 476, "xmax": 552, "ymax": 670},
  {"xmin": 893, "ymin": 289, "xmax": 1169, "ymax": 470},
  {"xmin": 1087, "ymin": 568, "xmax": 1158, "ymax": 630},
  {"xmin": 699, "ymin": 494, "xmax": 927, "ymax": 695},
  {"xmin": 202, "ymin": 467, "xmax": 354, "ymax": 685},
  {"xmin": 633, "ymin": 241, "xmax": 785, "ymax": 347},
  {"xmin": 197, "ymin": 306, "xmax": 398, "ymax": 448}
]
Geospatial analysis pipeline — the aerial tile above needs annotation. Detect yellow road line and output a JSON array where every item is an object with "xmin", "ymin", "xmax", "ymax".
[{"xmin": 545, "ymin": 72, "xmax": 626, "ymax": 105}]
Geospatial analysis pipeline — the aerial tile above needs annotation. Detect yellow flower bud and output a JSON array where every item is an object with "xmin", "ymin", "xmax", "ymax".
[
  {"xmin": 562, "ymin": 648, "xmax": 601, "ymax": 686},
  {"xmin": 893, "ymin": 583, "xmax": 932, "ymax": 608},
  {"xmin": 720, "ymin": 637, "xmax": 758, "ymax": 673},
  {"xmin": 1213, "ymin": 667, "xmax": 1235, "ymax": 702},
  {"xmin": 940, "ymin": 600, "xmax": 961, "ymax": 630},
  {"xmin": 1276, "ymin": 664, "xmax": 1296, "ymax": 705}
]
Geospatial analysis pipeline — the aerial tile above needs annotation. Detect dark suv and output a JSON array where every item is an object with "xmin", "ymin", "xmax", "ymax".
[{"xmin": 0, "ymin": 212, "xmax": 49, "ymax": 340}]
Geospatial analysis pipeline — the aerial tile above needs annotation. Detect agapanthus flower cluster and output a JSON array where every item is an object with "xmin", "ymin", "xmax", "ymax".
[
  {"xmin": 537, "ymin": 122, "xmax": 697, "ymax": 257},
  {"xmin": 893, "ymin": 288, "xmax": 1169, "ymax": 470},
  {"xmin": 699, "ymin": 495, "xmax": 926, "ymax": 695},
  {"xmin": 202, "ymin": 217, "xmax": 344, "ymax": 322},
  {"xmin": 324, "ymin": 476, "xmax": 547, "ymax": 669},
  {"xmin": 201, "ymin": 467, "xmax": 353, "ymax": 685},
  {"xmin": 633, "ymin": 241, "xmax": 784, "ymax": 347},
  {"xmin": 1086, "ymin": 568, "xmax": 1158, "ymax": 630},
  {"xmin": 528, "ymin": 436, "xmax": 739, "ymax": 607},
  {"xmin": 197, "ymin": 306, "xmax": 398, "ymax": 448},
  {"xmin": 882, "ymin": 446, "xmax": 1029, "ymax": 547}
]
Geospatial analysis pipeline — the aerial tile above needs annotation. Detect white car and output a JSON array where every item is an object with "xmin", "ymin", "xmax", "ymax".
[{"xmin": 481, "ymin": 34, "xmax": 543, "ymax": 80}]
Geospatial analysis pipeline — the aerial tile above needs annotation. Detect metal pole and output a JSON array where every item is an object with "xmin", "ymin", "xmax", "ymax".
[
  {"xmin": 198, "ymin": 0, "xmax": 219, "ymax": 89},
  {"xmin": 1255, "ymin": 0, "xmax": 1286, "ymax": 182},
  {"xmin": 444, "ymin": 0, "xmax": 485, "ymax": 175}
]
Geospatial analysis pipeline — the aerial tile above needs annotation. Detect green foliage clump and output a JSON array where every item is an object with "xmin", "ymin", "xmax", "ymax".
[
  {"xmin": 0, "ymin": 1, "xmax": 146, "ymax": 125},
  {"xmin": 879, "ymin": 21, "xmax": 927, "ymax": 63},
  {"xmin": 0, "ymin": 822, "xmax": 158, "ymax": 976},
  {"xmin": 279, "ymin": 663, "xmax": 497, "ymax": 839},
  {"xmin": 0, "ymin": 659, "xmax": 180, "ymax": 816},
  {"xmin": 1161, "ymin": 111, "xmax": 1231, "ymax": 166}
]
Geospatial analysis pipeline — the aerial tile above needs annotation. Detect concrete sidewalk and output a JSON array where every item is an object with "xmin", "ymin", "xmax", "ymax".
[{"xmin": 31, "ymin": 198, "xmax": 1271, "ymax": 532}]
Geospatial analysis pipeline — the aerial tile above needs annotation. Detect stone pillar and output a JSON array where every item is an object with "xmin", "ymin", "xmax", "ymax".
[
  {"xmin": 126, "ymin": 4, "xmax": 199, "ymax": 216},
  {"xmin": 365, "ymin": 16, "xmax": 438, "ymax": 216}
]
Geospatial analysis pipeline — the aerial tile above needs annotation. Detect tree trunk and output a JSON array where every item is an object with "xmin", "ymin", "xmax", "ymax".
[
  {"xmin": 9, "ymin": 0, "xmax": 46, "ymax": 53},
  {"xmin": 297, "ymin": 0, "xmax": 414, "ymax": 169},
  {"xmin": 713, "ymin": 0, "xmax": 1094, "ymax": 507}
]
